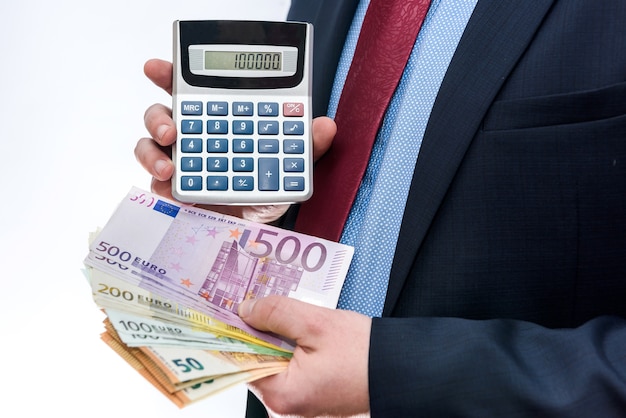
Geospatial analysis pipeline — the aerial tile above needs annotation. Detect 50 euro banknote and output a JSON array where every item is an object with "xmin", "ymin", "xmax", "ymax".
[
  {"xmin": 85, "ymin": 187, "xmax": 354, "ymax": 351},
  {"xmin": 101, "ymin": 321, "xmax": 288, "ymax": 408}
]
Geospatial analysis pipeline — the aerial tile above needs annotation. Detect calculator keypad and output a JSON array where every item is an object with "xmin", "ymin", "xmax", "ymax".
[{"xmin": 175, "ymin": 98, "xmax": 311, "ymax": 204}]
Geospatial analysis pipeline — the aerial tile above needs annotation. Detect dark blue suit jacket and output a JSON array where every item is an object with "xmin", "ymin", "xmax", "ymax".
[{"xmin": 247, "ymin": 1, "xmax": 626, "ymax": 416}]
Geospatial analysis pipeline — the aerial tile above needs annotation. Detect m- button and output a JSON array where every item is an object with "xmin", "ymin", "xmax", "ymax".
[{"xmin": 283, "ymin": 102, "xmax": 304, "ymax": 117}]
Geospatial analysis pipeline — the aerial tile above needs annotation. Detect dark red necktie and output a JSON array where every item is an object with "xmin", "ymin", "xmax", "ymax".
[{"xmin": 295, "ymin": 0, "xmax": 432, "ymax": 242}]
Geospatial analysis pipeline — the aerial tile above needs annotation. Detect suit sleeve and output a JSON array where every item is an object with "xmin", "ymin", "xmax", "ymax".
[{"xmin": 369, "ymin": 315, "xmax": 626, "ymax": 416}]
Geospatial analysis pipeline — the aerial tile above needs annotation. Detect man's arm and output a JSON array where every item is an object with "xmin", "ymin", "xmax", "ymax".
[{"xmin": 369, "ymin": 315, "xmax": 626, "ymax": 416}]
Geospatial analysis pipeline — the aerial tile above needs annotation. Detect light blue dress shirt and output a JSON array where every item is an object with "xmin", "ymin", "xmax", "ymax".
[{"xmin": 328, "ymin": 0, "xmax": 478, "ymax": 317}]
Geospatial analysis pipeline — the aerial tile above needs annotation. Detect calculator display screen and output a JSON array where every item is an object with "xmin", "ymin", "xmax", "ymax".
[
  {"xmin": 179, "ymin": 20, "xmax": 308, "ymax": 89},
  {"xmin": 205, "ymin": 51, "xmax": 282, "ymax": 71}
]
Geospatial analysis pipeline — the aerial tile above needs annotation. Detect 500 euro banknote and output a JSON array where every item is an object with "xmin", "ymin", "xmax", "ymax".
[{"xmin": 85, "ymin": 187, "xmax": 354, "ymax": 351}]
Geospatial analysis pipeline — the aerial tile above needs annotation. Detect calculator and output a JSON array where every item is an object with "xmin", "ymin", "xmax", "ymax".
[{"xmin": 172, "ymin": 20, "xmax": 313, "ymax": 205}]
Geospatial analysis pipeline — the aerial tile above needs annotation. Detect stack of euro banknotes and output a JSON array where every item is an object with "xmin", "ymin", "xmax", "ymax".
[{"xmin": 83, "ymin": 187, "xmax": 354, "ymax": 407}]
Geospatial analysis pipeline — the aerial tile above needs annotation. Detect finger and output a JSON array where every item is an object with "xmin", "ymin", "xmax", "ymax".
[
  {"xmin": 238, "ymin": 296, "xmax": 327, "ymax": 344},
  {"xmin": 144, "ymin": 58, "xmax": 173, "ymax": 95},
  {"xmin": 151, "ymin": 177, "xmax": 176, "ymax": 200},
  {"xmin": 134, "ymin": 137, "xmax": 174, "ymax": 182},
  {"xmin": 311, "ymin": 116, "xmax": 336, "ymax": 161},
  {"xmin": 144, "ymin": 103, "xmax": 177, "ymax": 147}
]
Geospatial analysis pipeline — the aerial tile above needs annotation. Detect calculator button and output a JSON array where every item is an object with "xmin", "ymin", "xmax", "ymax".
[
  {"xmin": 181, "ymin": 157, "xmax": 202, "ymax": 172},
  {"xmin": 207, "ymin": 102, "xmax": 228, "ymax": 116},
  {"xmin": 233, "ymin": 138, "xmax": 254, "ymax": 153},
  {"xmin": 283, "ymin": 102, "xmax": 304, "ymax": 117},
  {"xmin": 233, "ymin": 176, "xmax": 254, "ymax": 191},
  {"xmin": 207, "ymin": 176, "xmax": 228, "ymax": 190},
  {"xmin": 258, "ymin": 102, "xmax": 279, "ymax": 116},
  {"xmin": 284, "ymin": 158, "xmax": 305, "ymax": 172},
  {"xmin": 206, "ymin": 138, "xmax": 228, "ymax": 153},
  {"xmin": 206, "ymin": 157, "xmax": 228, "ymax": 172},
  {"xmin": 258, "ymin": 139, "xmax": 279, "ymax": 153},
  {"xmin": 283, "ymin": 139, "xmax": 304, "ymax": 154},
  {"xmin": 232, "ymin": 157, "xmax": 254, "ymax": 172},
  {"xmin": 232, "ymin": 102, "xmax": 254, "ymax": 116},
  {"xmin": 284, "ymin": 121, "xmax": 304, "ymax": 135},
  {"xmin": 181, "ymin": 101, "xmax": 203, "ymax": 115},
  {"xmin": 181, "ymin": 120, "xmax": 202, "ymax": 134},
  {"xmin": 181, "ymin": 138, "xmax": 202, "ymax": 153},
  {"xmin": 233, "ymin": 120, "xmax": 254, "ymax": 135},
  {"xmin": 181, "ymin": 176, "xmax": 202, "ymax": 191},
  {"xmin": 284, "ymin": 177, "xmax": 305, "ymax": 191},
  {"xmin": 207, "ymin": 120, "xmax": 228, "ymax": 134},
  {"xmin": 258, "ymin": 121, "xmax": 279, "ymax": 135},
  {"xmin": 258, "ymin": 158, "xmax": 279, "ymax": 191}
]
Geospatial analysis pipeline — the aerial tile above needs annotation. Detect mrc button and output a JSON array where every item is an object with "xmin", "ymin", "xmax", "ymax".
[{"xmin": 181, "ymin": 101, "xmax": 203, "ymax": 115}]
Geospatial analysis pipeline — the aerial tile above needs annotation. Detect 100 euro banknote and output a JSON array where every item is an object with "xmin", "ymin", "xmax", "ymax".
[{"xmin": 85, "ymin": 187, "xmax": 354, "ymax": 351}]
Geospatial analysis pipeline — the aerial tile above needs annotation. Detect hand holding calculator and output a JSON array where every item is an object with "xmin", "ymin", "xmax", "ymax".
[{"xmin": 172, "ymin": 20, "xmax": 313, "ymax": 205}]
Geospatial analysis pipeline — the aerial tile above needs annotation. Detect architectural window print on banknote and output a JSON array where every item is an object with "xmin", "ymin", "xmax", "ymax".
[
  {"xmin": 87, "ymin": 187, "xmax": 353, "ymax": 350},
  {"xmin": 138, "ymin": 217, "xmax": 305, "ymax": 315}
]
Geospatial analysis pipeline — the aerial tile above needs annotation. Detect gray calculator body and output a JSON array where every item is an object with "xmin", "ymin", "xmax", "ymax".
[{"xmin": 172, "ymin": 20, "xmax": 313, "ymax": 205}]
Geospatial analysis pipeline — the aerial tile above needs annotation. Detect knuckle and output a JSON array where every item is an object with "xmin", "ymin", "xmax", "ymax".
[{"xmin": 262, "ymin": 296, "xmax": 284, "ymax": 328}]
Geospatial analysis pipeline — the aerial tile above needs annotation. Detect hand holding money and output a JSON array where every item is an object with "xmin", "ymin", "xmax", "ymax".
[
  {"xmin": 83, "ymin": 187, "xmax": 354, "ymax": 407},
  {"xmin": 238, "ymin": 296, "xmax": 372, "ymax": 417}
]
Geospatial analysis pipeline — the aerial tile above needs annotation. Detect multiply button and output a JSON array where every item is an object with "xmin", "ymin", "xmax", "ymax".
[{"xmin": 284, "ymin": 158, "xmax": 304, "ymax": 172}]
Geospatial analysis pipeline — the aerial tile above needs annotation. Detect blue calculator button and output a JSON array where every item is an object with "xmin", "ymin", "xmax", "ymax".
[
  {"xmin": 232, "ymin": 102, "xmax": 254, "ymax": 116},
  {"xmin": 181, "ymin": 157, "xmax": 202, "ymax": 172},
  {"xmin": 207, "ymin": 102, "xmax": 228, "ymax": 116},
  {"xmin": 181, "ymin": 101, "xmax": 203, "ymax": 115},
  {"xmin": 207, "ymin": 176, "xmax": 228, "ymax": 190},
  {"xmin": 233, "ymin": 120, "xmax": 254, "ymax": 135},
  {"xmin": 284, "ymin": 158, "xmax": 305, "ymax": 172},
  {"xmin": 283, "ymin": 139, "xmax": 304, "ymax": 154},
  {"xmin": 258, "ymin": 121, "xmax": 279, "ymax": 135},
  {"xmin": 181, "ymin": 138, "xmax": 202, "ymax": 153},
  {"xmin": 258, "ymin": 158, "xmax": 279, "ymax": 191},
  {"xmin": 233, "ymin": 157, "xmax": 254, "ymax": 172},
  {"xmin": 258, "ymin": 102, "xmax": 279, "ymax": 116},
  {"xmin": 258, "ymin": 139, "xmax": 279, "ymax": 153},
  {"xmin": 207, "ymin": 138, "xmax": 228, "ymax": 153},
  {"xmin": 233, "ymin": 138, "xmax": 254, "ymax": 153},
  {"xmin": 284, "ymin": 121, "xmax": 304, "ymax": 135},
  {"xmin": 284, "ymin": 177, "xmax": 305, "ymax": 191},
  {"xmin": 233, "ymin": 176, "xmax": 254, "ymax": 191},
  {"xmin": 181, "ymin": 120, "xmax": 202, "ymax": 134},
  {"xmin": 181, "ymin": 176, "xmax": 202, "ymax": 191},
  {"xmin": 207, "ymin": 120, "xmax": 228, "ymax": 134},
  {"xmin": 206, "ymin": 157, "xmax": 228, "ymax": 172}
]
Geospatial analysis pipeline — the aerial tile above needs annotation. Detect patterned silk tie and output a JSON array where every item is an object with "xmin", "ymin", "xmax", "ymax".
[{"xmin": 295, "ymin": 0, "xmax": 433, "ymax": 241}]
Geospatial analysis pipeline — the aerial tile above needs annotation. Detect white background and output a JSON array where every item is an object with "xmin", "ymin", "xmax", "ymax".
[{"xmin": 0, "ymin": 1, "xmax": 290, "ymax": 417}]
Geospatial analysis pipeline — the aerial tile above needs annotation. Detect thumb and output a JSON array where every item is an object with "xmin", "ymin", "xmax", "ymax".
[
  {"xmin": 312, "ymin": 116, "xmax": 336, "ymax": 161},
  {"xmin": 238, "ymin": 295, "xmax": 322, "ymax": 343}
]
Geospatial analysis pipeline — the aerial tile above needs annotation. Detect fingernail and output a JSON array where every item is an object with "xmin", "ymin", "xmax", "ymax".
[
  {"xmin": 238, "ymin": 299, "xmax": 256, "ymax": 318},
  {"xmin": 154, "ymin": 159, "xmax": 170, "ymax": 178},
  {"xmin": 156, "ymin": 124, "xmax": 170, "ymax": 141}
]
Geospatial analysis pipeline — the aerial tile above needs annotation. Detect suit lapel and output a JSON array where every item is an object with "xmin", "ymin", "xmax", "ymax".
[
  {"xmin": 382, "ymin": 0, "xmax": 555, "ymax": 316},
  {"xmin": 287, "ymin": 0, "xmax": 360, "ymax": 117}
]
